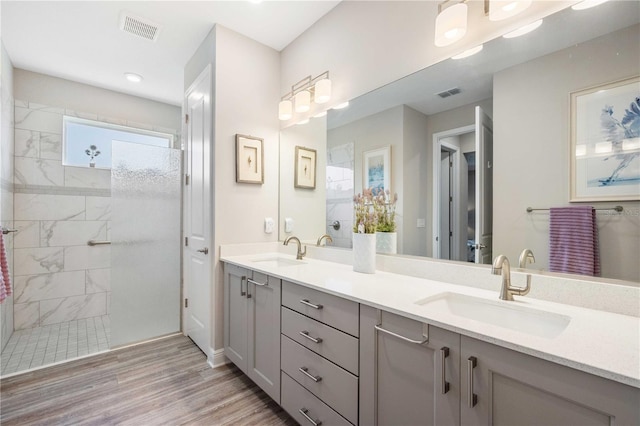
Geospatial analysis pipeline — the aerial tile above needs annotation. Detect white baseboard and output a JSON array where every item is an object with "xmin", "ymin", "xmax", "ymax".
[{"xmin": 210, "ymin": 348, "xmax": 228, "ymax": 368}]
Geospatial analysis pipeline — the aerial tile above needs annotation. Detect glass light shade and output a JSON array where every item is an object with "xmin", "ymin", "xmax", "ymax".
[
  {"xmin": 434, "ymin": 3, "xmax": 468, "ymax": 47},
  {"xmin": 278, "ymin": 99, "xmax": 292, "ymax": 121},
  {"xmin": 451, "ymin": 44, "xmax": 483, "ymax": 60},
  {"xmin": 332, "ymin": 101, "xmax": 350, "ymax": 110},
  {"xmin": 295, "ymin": 90, "xmax": 311, "ymax": 113},
  {"xmin": 575, "ymin": 144, "xmax": 587, "ymax": 157},
  {"xmin": 314, "ymin": 78, "xmax": 332, "ymax": 104},
  {"xmin": 595, "ymin": 142, "xmax": 612, "ymax": 154},
  {"xmin": 489, "ymin": 0, "xmax": 532, "ymax": 21},
  {"xmin": 572, "ymin": 0, "xmax": 608, "ymax": 10},
  {"xmin": 503, "ymin": 19, "xmax": 543, "ymax": 39}
]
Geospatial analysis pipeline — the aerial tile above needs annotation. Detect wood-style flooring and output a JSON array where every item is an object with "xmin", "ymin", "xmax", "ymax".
[{"xmin": 0, "ymin": 334, "xmax": 296, "ymax": 425}]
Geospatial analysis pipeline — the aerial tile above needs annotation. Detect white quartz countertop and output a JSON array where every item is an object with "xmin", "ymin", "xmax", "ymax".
[{"xmin": 221, "ymin": 252, "xmax": 640, "ymax": 388}]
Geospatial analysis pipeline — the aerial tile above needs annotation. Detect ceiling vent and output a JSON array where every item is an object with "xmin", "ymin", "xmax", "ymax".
[
  {"xmin": 120, "ymin": 12, "xmax": 161, "ymax": 42},
  {"xmin": 436, "ymin": 87, "xmax": 462, "ymax": 98}
]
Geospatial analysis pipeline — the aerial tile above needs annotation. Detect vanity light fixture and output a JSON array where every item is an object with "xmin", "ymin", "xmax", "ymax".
[
  {"xmin": 486, "ymin": 0, "xmax": 532, "ymax": 21},
  {"xmin": 575, "ymin": 144, "xmax": 587, "ymax": 157},
  {"xmin": 295, "ymin": 90, "xmax": 311, "ymax": 113},
  {"xmin": 313, "ymin": 111, "xmax": 327, "ymax": 118},
  {"xmin": 332, "ymin": 101, "xmax": 350, "ymax": 110},
  {"xmin": 124, "ymin": 72, "xmax": 143, "ymax": 83},
  {"xmin": 451, "ymin": 44, "xmax": 483, "ymax": 59},
  {"xmin": 502, "ymin": 19, "xmax": 543, "ymax": 39},
  {"xmin": 278, "ymin": 100, "xmax": 293, "ymax": 121},
  {"xmin": 279, "ymin": 71, "xmax": 331, "ymax": 121},
  {"xmin": 297, "ymin": 119, "xmax": 310, "ymax": 125},
  {"xmin": 434, "ymin": 1, "xmax": 468, "ymax": 47},
  {"xmin": 571, "ymin": 0, "xmax": 609, "ymax": 10}
]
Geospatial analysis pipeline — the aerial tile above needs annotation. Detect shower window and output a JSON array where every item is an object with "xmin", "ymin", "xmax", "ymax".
[{"xmin": 63, "ymin": 116, "xmax": 173, "ymax": 169}]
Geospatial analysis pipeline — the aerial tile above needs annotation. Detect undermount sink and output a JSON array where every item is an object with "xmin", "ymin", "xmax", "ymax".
[
  {"xmin": 415, "ymin": 292, "xmax": 571, "ymax": 338},
  {"xmin": 250, "ymin": 256, "xmax": 307, "ymax": 268}
]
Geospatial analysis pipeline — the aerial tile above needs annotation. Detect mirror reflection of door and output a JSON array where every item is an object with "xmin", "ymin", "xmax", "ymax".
[{"xmin": 433, "ymin": 106, "xmax": 493, "ymax": 264}]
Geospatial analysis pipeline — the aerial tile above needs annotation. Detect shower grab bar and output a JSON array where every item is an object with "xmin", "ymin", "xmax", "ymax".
[{"xmin": 88, "ymin": 240, "xmax": 111, "ymax": 246}]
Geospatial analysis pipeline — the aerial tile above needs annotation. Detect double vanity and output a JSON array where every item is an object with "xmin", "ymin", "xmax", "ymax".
[{"xmin": 221, "ymin": 243, "xmax": 639, "ymax": 425}]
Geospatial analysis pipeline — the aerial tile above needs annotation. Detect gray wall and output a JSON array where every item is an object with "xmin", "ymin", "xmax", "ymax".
[{"xmin": 494, "ymin": 24, "xmax": 640, "ymax": 282}]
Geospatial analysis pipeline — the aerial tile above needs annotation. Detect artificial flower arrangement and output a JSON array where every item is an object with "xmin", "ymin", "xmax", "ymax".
[
  {"xmin": 353, "ymin": 188, "xmax": 378, "ymax": 234},
  {"xmin": 373, "ymin": 189, "xmax": 398, "ymax": 233}
]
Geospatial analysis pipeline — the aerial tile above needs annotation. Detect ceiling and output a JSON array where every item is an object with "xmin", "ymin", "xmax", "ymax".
[{"xmin": 1, "ymin": 1, "xmax": 340, "ymax": 106}]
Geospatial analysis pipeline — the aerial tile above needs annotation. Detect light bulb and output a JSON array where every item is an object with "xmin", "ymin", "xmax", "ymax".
[
  {"xmin": 314, "ymin": 78, "xmax": 331, "ymax": 104},
  {"xmin": 295, "ymin": 90, "xmax": 311, "ymax": 113},
  {"xmin": 434, "ymin": 3, "xmax": 467, "ymax": 47},
  {"xmin": 278, "ymin": 100, "xmax": 292, "ymax": 121}
]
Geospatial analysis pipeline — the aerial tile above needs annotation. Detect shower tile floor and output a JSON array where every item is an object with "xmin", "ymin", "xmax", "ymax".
[{"xmin": 0, "ymin": 315, "xmax": 110, "ymax": 376}]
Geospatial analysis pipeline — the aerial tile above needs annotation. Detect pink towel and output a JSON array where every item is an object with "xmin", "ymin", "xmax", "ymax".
[
  {"xmin": 549, "ymin": 206, "xmax": 600, "ymax": 277},
  {"xmin": 0, "ymin": 232, "xmax": 11, "ymax": 303}
]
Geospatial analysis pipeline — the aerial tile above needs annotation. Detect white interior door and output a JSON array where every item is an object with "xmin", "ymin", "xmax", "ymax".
[
  {"xmin": 475, "ymin": 106, "xmax": 494, "ymax": 264},
  {"xmin": 184, "ymin": 66, "xmax": 212, "ymax": 360}
]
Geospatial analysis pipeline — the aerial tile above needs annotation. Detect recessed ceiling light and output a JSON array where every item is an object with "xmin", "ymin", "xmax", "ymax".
[
  {"xmin": 571, "ymin": 0, "xmax": 609, "ymax": 11},
  {"xmin": 332, "ymin": 101, "xmax": 350, "ymax": 110},
  {"xmin": 451, "ymin": 44, "xmax": 483, "ymax": 60},
  {"xmin": 124, "ymin": 72, "xmax": 143, "ymax": 83},
  {"xmin": 502, "ymin": 19, "xmax": 543, "ymax": 39}
]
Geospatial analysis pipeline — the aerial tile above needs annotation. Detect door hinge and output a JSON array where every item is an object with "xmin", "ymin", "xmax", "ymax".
[
  {"xmin": 185, "ymin": 237, "xmax": 189, "ymax": 246},
  {"xmin": 185, "ymin": 114, "xmax": 189, "ymax": 124},
  {"xmin": 185, "ymin": 298, "xmax": 188, "ymax": 308},
  {"xmin": 449, "ymin": 231, "xmax": 453, "ymax": 237},
  {"xmin": 185, "ymin": 174, "xmax": 190, "ymax": 185},
  {"xmin": 449, "ymin": 196, "xmax": 453, "ymax": 202}
]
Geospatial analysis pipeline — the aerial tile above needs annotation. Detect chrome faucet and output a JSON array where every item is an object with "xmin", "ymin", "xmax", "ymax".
[
  {"xmin": 518, "ymin": 248, "xmax": 536, "ymax": 294},
  {"xmin": 284, "ymin": 236, "xmax": 307, "ymax": 260},
  {"xmin": 316, "ymin": 234, "xmax": 333, "ymax": 246},
  {"xmin": 492, "ymin": 254, "xmax": 533, "ymax": 301}
]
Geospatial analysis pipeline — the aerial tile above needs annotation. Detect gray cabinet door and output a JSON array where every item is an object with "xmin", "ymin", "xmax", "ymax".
[
  {"xmin": 360, "ymin": 305, "xmax": 461, "ymax": 426},
  {"xmin": 460, "ymin": 335, "xmax": 640, "ymax": 426},
  {"xmin": 224, "ymin": 263, "xmax": 249, "ymax": 372},
  {"xmin": 247, "ymin": 271, "xmax": 281, "ymax": 404}
]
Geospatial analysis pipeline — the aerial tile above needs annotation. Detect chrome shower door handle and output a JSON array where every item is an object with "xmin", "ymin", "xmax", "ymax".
[{"xmin": 197, "ymin": 247, "xmax": 209, "ymax": 255}]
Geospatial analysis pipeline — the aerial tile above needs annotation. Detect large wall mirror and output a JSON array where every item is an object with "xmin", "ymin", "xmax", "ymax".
[{"xmin": 280, "ymin": 1, "xmax": 640, "ymax": 283}]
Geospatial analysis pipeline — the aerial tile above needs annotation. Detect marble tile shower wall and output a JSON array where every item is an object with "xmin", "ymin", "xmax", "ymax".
[
  {"xmin": 326, "ymin": 142, "xmax": 354, "ymax": 249},
  {"xmin": 12, "ymin": 100, "xmax": 178, "ymax": 331}
]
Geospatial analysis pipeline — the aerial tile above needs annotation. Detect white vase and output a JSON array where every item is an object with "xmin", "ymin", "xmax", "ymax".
[
  {"xmin": 353, "ymin": 232, "xmax": 376, "ymax": 274},
  {"xmin": 376, "ymin": 231, "xmax": 397, "ymax": 254}
]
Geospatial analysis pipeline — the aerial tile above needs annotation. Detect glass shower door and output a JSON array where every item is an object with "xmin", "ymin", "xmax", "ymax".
[{"xmin": 110, "ymin": 141, "xmax": 181, "ymax": 347}]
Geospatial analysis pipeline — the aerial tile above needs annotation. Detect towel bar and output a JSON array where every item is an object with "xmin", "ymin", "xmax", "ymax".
[
  {"xmin": 526, "ymin": 206, "xmax": 623, "ymax": 213},
  {"xmin": 87, "ymin": 240, "xmax": 111, "ymax": 246}
]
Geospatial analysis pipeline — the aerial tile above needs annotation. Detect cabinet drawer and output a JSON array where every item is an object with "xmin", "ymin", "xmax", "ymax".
[
  {"xmin": 281, "ymin": 307, "xmax": 359, "ymax": 375},
  {"xmin": 281, "ymin": 372, "xmax": 353, "ymax": 426},
  {"xmin": 281, "ymin": 336, "xmax": 358, "ymax": 424},
  {"xmin": 282, "ymin": 281, "xmax": 359, "ymax": 337}
]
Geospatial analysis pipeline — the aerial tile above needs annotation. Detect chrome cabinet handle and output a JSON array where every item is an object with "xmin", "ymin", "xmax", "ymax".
[
  {"xmin": 298, "ymin": 367, "xmax": 322, "ymax": 382},
  {"xmin": 300, "ymin": 299, "xmax": 323, "ymax": 310},
  {"xmin": 468, "ymin": 356, "xmax": 478, "ymax": 407},
  {"xmin": 247, "ymin": 278, "xmax": 267, "ymax": 287},
  {"xmin": 374, "ymin": 324, "xmax": 429, "ymax": 345},
  {"xmin": 197, "ymin": 247, "xmax": 209, "ymax": 254},
  {"xmin": 299, "ymin": 331, "xmax": 323, "ymax": 344},
  {"xmin": 441, "ymin": 347, "xmax": 450, "ymax": 394},
  {"xmin": 298, "ymin": 408, "xmax": 322, "ymax": 426},
  {"xmin": 240, "ymin": 276, "xmax": 246, "ymax": 296}
]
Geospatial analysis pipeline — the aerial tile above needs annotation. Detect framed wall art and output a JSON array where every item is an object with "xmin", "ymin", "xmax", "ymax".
[
  {"xmin": 294, "ymin": 146, "xmax": 316, "ymax": 189},
  {"xmin": 363, "ymin": 146, "xmax": 391, "ymax": 195},
  {"xmin": 570, "ymin": 76, "xmax": 640, "ymax": 201},
  {"xmin": 236, "ymin": 134, "xmax": 264, "ymax": 184}
]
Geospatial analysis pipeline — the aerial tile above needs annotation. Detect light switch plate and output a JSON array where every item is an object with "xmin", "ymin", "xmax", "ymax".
[
  {"xmin": 264, "ymin": 217, "xmax": 274, "ymax": 234},
  {"xmin": 285, "ymin": 217, "xmax": 294, "ymax": 233},
  {"xmin": 417, "ymin": 218, "xmax": 426, "ymax": 228}
]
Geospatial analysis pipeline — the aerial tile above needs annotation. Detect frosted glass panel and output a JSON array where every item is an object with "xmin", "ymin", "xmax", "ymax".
[{"xmin": 110, "ymin": 141, "xmax": 181, "ymax": 347}]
